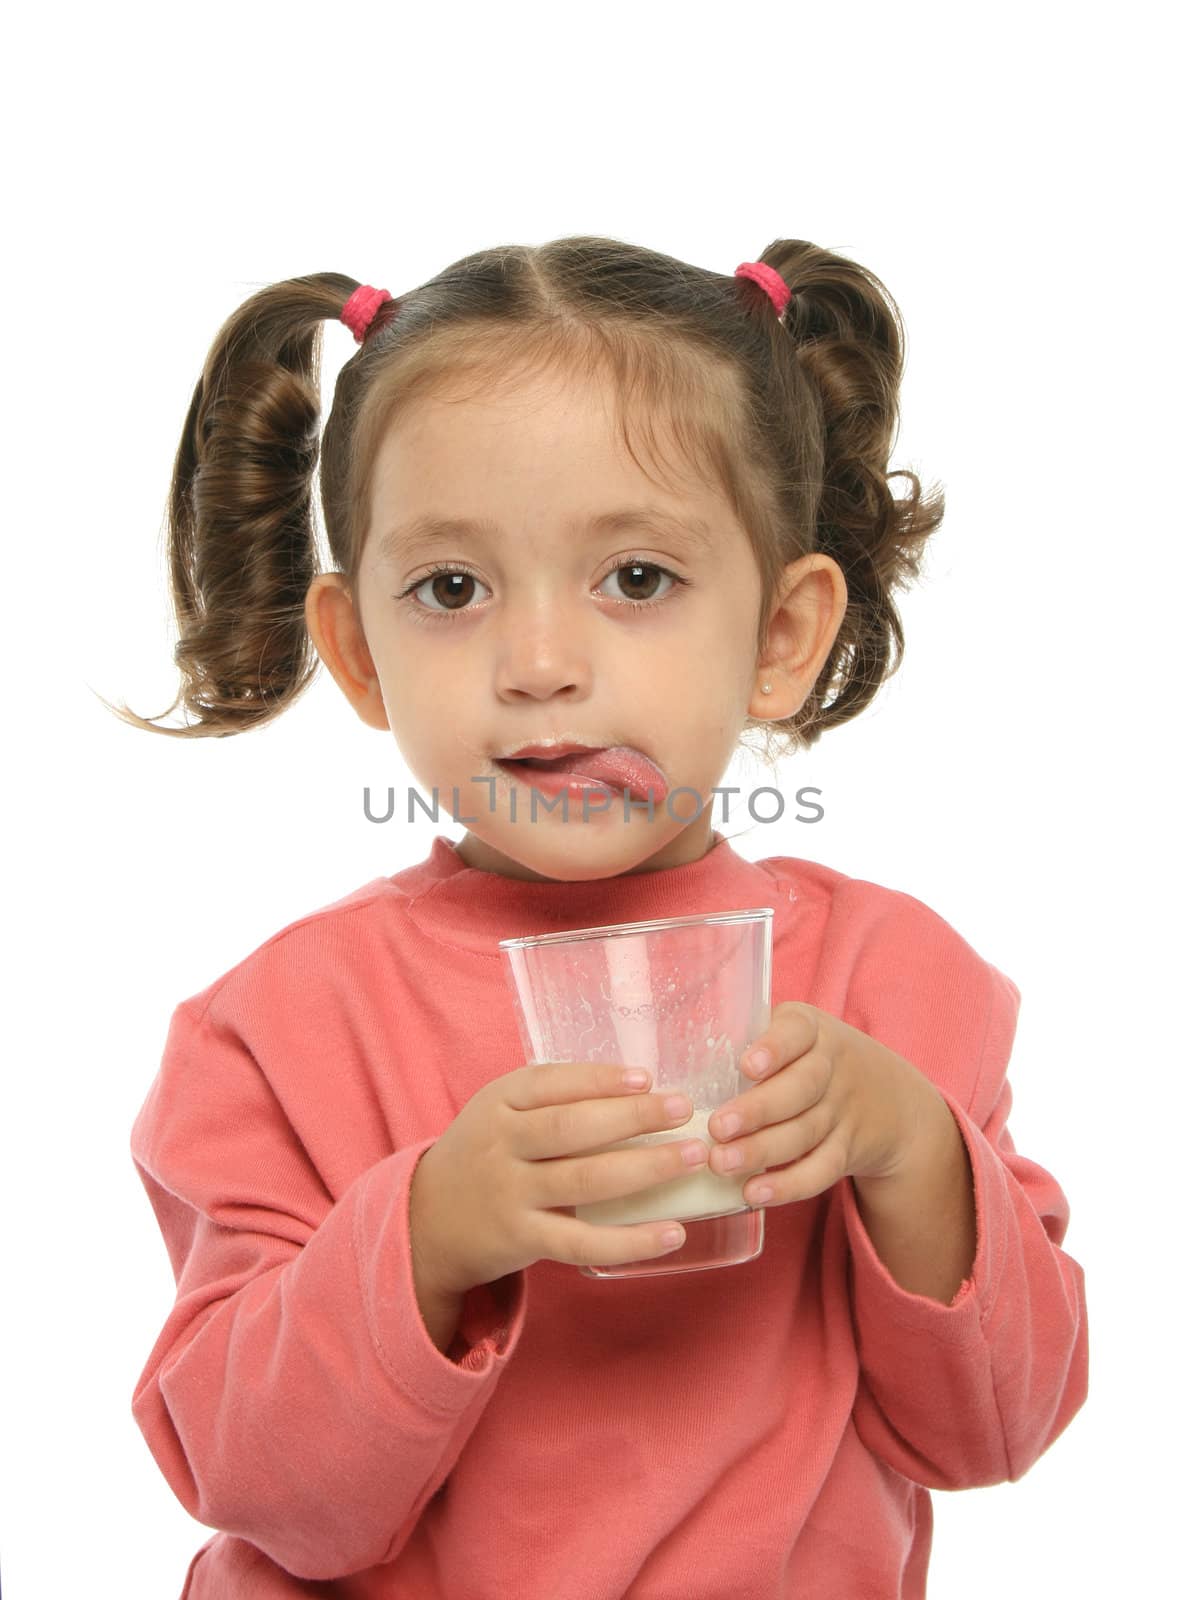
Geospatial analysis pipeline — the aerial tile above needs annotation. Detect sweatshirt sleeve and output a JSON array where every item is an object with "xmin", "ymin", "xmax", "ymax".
[
  {"xmin": 129, "ymin": 996, "xmax": 528, "ymax": 1582},
  {"xmin": 841, "ymin": 948, "xmax": 1089, "ymax": 1491}
]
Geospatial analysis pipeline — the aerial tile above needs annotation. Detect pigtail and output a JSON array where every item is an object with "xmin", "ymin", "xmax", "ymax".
[
  {"xmin": 754, "ymin": 241, "xmax": 945, "ymax": 751},
  {"xmin": 102, "ymin": 272, "xmax": 362, "ymax": 737}
]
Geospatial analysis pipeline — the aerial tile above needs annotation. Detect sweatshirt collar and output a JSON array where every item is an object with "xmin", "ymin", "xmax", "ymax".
[{"xmin": 395, "ymin": 831, "xmax": 786, "ymax": 958}]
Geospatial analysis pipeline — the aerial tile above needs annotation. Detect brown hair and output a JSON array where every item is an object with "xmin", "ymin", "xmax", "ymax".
[{"xmin": 101, "ymin": 236, "xmax": 944, "ymax": 760}]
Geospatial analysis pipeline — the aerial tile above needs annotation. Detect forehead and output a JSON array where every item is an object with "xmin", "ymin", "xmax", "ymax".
[{"xmin": 371, "ymin": 368, "xmax": 728, "ymax": 563}]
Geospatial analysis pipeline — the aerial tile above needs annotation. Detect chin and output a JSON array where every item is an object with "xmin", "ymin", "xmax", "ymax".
[{"xmin": 465, "ymin": 825, "xmax": 670, "ymax": 883}]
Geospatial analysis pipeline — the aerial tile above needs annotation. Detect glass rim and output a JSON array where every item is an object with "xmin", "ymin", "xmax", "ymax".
[{"xmin": 498, "ymin": 905, "xmax": 776, "ymax": 952}]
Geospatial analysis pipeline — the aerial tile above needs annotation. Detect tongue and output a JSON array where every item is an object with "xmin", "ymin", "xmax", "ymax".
[{"xmin": 528, "ymin": 746, "xmax": 668, "ymax": 804}]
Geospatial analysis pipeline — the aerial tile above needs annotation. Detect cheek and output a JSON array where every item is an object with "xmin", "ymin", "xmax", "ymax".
[
  {"xmin": 665, "ymin": 649, "xmax": 752, "ymax": 721},
  {"xmin": 702, "ymin": 617, "xmax": 760, "ymax": 678},
  {"xmin": 376, "ymin": 642, "xmax": 450, "ymax": 710},
  {"xmin": 372, "ymin": 667, "xmax": 449, "ymax": 757}
]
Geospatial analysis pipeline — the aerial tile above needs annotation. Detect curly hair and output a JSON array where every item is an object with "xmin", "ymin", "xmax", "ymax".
[{"xmin": 101, "ymin": 236, "xmax": 944, "ymax": 762}]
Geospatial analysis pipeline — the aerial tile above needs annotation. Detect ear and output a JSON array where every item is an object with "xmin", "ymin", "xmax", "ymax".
[
  {"xmin": 304, "ymin": 573, "xmax": 390, "ymax": 731},
  {"xmin": 749, "ymin": 554, "xmax": 848, "ymax": 720}
]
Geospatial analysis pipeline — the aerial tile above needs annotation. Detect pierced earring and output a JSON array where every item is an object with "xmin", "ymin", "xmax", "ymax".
[{"xmin": 760, "ymin": 683, "xmax": 772, "ymax": 694}]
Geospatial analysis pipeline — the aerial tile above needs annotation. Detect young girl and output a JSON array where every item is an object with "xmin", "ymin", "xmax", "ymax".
[{"xmin": 119, "ymin": 237, "xmax": 1089, "ymax": 1600}]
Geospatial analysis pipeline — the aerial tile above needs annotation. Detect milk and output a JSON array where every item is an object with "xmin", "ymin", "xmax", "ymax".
[{"xmin": 573, "ymin": 1108, "xmax": 758, "ymax": 1228}]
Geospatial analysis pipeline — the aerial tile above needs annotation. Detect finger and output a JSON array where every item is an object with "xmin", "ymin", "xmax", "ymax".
[
  {"xmin": 541, "ymin": 1212, "xmax": 687, "ymax": 1268},
  {"xmin": 505, "ymin": 1060, "xmax": 651, "ymax": 1110},
  {"xmin": 740, "ymin": 1124, "xmax": 849, "ymax": 1209},
  {"xmin": 742, "ymin": 1002, "xmax": 818, "ymax": 1078},
  {"xmin": 712, "ymin": 1049, "xmax": 829, "ymax": 1143},
  {"xmin": 517, "ymin": 1086, "xmax": 692, "ymax": 1163},
  {"xmin": 710, "ymin": 1098, "xmax": 835, "ymax": 1179},
  {"xmin": 536, "ymin": 1119, "xmax": 701, "ymax": 1206}
]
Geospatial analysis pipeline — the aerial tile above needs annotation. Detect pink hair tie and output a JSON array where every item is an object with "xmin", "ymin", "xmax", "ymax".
[
  {"xmin": 340, "ymin": 284, "xmax": 394, "ymax": 343},
  {"xmin": 734, "ymin": 261, "xmax": 791, "ymax": 317}
]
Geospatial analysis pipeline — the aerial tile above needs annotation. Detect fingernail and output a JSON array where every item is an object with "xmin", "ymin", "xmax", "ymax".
[{"xmin": 747, "ymin": 1048, "xmax": 773, "ymax": 1076}]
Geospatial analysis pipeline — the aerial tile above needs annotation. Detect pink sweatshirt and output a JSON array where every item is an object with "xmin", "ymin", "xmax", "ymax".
[{"xmin": 130, "ymin": 831, "xmax": 1088, "ymax": 1599}]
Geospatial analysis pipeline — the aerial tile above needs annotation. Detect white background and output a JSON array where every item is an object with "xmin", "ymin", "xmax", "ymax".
[{"xmin": 2, "ymin": 0, "xmax": 1174, "ymax": 1594}]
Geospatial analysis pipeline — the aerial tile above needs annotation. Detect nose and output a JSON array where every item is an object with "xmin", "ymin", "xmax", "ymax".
[{"xmin": 493, "ymin": 596, "xmax": 591, "ymax": 701}]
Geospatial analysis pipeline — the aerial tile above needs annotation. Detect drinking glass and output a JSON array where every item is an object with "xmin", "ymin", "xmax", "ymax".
[{"xmin": 499, "ymin": 907, "xmax": 774, "ymax": 1279}]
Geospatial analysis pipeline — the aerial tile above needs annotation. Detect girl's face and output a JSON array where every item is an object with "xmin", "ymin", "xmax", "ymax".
[{"xmin": 311, "ymin": 362, "xmax": 844, "ymax": 883}]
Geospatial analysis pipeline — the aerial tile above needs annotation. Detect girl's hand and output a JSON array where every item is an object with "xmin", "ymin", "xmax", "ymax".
[
  {"xmin": 707, "ymin": 1002, "xmax": 936, "ymax": 1209},
  {"xmin": 412, "ymin": 1060, "xmax": 721, "ymax": 1296}
]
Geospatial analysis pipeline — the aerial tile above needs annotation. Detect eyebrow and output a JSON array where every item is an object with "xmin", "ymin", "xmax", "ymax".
[{"xmin": 376, "ymin": 506, "xmax": 716, "ymax": 563}]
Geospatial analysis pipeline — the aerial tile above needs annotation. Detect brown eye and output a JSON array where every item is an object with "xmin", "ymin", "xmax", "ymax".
[
  {"xmin": 403, "ymin": 567, "xmax": 489, "ymax": 614},
  {"xmin": 602, "ymin": 561, "xmax": 678, "ymax": 605},
  {"xmin": 429, "ymin": 573, "xmax": 476, "ymax": 610}
]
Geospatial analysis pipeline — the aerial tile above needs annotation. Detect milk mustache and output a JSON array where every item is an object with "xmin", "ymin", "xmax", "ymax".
[{"xmin": 574, "ymin": 1108, "xmax": 759, "ymax": 1228}]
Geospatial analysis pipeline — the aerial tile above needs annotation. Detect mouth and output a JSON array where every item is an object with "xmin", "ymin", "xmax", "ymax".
[{"xmin": 492, "ymin": 745, "xmax": 670, "ymax": 804}]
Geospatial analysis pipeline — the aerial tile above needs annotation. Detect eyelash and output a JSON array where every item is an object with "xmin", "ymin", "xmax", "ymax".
[{"xmin": 395, "ymin": 554, "xmax": 691, "ymax": 619}]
